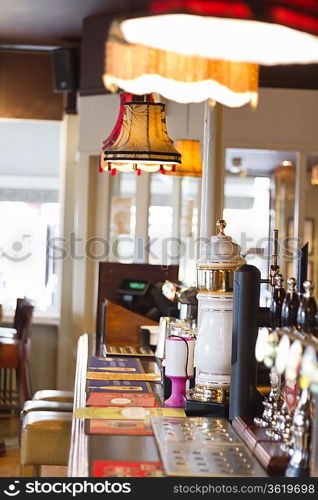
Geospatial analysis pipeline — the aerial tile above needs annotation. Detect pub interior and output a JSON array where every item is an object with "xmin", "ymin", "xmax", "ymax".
[{"xmin": 1, "ymin": 0, "xmax": 318, "ymax": 480}]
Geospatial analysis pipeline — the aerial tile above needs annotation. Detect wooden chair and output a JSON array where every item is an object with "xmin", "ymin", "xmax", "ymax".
[
  {"xmin": 0, "ymin": 297, "xmax": 31, "ymax": 339},
  {"xmin": 0, "ymin": 304, "xmax": 34, "ymax": 410}
]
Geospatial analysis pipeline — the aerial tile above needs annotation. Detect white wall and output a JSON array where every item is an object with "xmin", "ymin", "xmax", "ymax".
[{"xmin": 78, "ymin": 88, "xmax": 318, "ymax": 154}]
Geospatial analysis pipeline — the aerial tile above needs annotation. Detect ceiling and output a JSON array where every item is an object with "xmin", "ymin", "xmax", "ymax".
[
  {"xmin": 0, "ymin": 0, "xmax": 147, "ymax": 46},
  {"xmin": 225, "ymin": 149, "xmax": 298, "ymax": 176}
]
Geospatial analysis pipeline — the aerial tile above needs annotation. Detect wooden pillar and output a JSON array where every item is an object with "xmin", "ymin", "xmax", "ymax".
[
  {"xmin": 134, "ymin": 173, "xmax": 150, "ymax": 263},
  {"xmin": 171, "ymin": 177, "xmax": 182, "ymax": 265},
  {"xmin": 199, "ymin": 102, "xmax": 225, "ymax": 251},
  {"xmin": 57, "ymin": 113, "xmax": 79, "ymax": 389}
]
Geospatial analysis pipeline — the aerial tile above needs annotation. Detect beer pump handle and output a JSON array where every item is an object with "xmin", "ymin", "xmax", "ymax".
[
  {"xmin": 260, "ymin": 228, "xmax": 280, "ymax": 286},
  {"xmin": 269, "ymin": 229, "xmax": 280, "ymax": 286},
  {"xmin": 230, "ymin": 264, "xmax": 264, "ymax": 421},
  {"xmin": 297, "ymin": 243, "xmax": 308, "ymax": 296},
  {"xmin": 270, "ymin": 274, "xmax": 286, "ymax": 329}
]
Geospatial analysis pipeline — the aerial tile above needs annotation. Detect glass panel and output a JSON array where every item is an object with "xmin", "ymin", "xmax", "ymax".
[
  {"xmin": 0, "ymin": 201, "xmax": 59, "ymax": 312},
  {"xmin": 306, "ymin": 154, "xmax": 318, "ymax": 291},
  {"xmin": 0, "ymin": 119, "xmax": 61, "ymax": 313},
  {"xmin": 179, "ymin": 176, "xmax": 200, "ymax": 285},
  {"xmin": 108, "ymin": 173, "xmax": 136, "ymax": 263},
  {"xmin": 224, "ymin": 148, "xmax": 297, "ymax": 306},
  {"xmin": 148, "ymin": 173, "xmax": 174, "ymax": 265}
]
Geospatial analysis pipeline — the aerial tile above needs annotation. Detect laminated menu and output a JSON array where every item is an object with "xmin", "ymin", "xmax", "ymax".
[
  {"xmin": 93, "ymin": 460, "xmax": 164, "ymax": 477},
  {"xmin": 74, "ymin": 407, "xmax": 186, "ymax": 419},
  {"xmin": 89, "ymin": 356, "xmax": 143, "ymax": 373},
  {"xmin": 87, "ymin": 418, "xmax": 153, "ymax": 435},
  {"xmin": 87, "ymin": 379, "xmax": 152, "ymax": 393},
  {"xmin": 87, "ymin": 392, "xmax": 158, "ymax": 407}
]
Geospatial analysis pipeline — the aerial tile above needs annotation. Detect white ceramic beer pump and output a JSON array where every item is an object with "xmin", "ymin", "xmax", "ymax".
[{"xmin": 192, "ymin": 220, "xmax": 246, "ymax": 403}]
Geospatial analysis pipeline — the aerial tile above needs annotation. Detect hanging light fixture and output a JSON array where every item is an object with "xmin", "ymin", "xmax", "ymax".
[
  {"xmin": 166, "ymin": 104, "xmax": 202, "ymax": 177},
  {"xmin": 103, "ymin": 98, "xmax": 181, "ymax": 175},
  {"xmin": 104, "ymin": 1, "xmax": 318, "ymax": 106},
  {"xmin": 166, "ymin": 139, "xmax": 202, "ymax": 177},
  {"xmin": 311, "ymin": 164, "xmax": 318, "ymax": 186},
  {"xmin": 103, "ymin": 20, "xmax": 259, "ymax": 107},
  {"xmin": 99, "ymin": 92, "xmax": 132, "ymax": 173},
  {"xmin": 120, "ymin": 1, "xmax": 318, "ymax": 65}
]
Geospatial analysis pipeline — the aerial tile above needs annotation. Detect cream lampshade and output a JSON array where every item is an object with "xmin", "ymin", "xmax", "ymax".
[
  {"xmin": 311, "ymin": 165, "xmax": 318, "ymax": 186},
  {"xmin": 103, "ymin": 100, "xmax": 181, "ymax": 175},
  {"xmin": 103, "ymin": 20, "xmax": 259, "ymax": 108},
  {"xmin": 167, "ymin": 139, "xmax": 202, "ymax": 177}
]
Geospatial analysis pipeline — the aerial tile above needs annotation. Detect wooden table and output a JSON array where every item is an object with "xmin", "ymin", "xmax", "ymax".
[{"xmin": 68, "ymin": 334, "xmax": 162, "ymax": 477}]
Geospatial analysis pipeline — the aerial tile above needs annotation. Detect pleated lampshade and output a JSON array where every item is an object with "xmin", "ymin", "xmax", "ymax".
[
  {"xmin": 167, "ymin": 140, "xmax": 202, "ymax": 177},
  {"xmin": 99, "ymin": 92, "xmax": 132, "ymax": 173},
  {"xmin": 103, "ymin": 20, "xmax": 259, "ymax": 108},
  {"xmin": 311, "ymin": 165, "xmax": 318, "ymax": 186},
  {"xmin": 103, "ymin": 100, "xmax": 181, "ymax": 174}
]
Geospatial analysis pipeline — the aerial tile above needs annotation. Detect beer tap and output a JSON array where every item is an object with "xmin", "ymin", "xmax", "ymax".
[
  {"xmin": 297, "ymin": 281, "xmax": 318, "ymax": 339},
  {"xmin": 270, "ymin": 274, "xmax": 286, "ymax": 329},
  {"xmin": 281, "ymin": 277, "xmax": 300, "ymax": 328}
]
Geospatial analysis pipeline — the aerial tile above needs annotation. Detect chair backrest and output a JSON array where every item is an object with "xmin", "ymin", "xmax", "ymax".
[
  {"xmin": 16, "ymin": 304, "xmax": 34, "ymax": 343},
  {"xmin": 13, "ymin": 298, "xmax": 32, "ymax": 332}
]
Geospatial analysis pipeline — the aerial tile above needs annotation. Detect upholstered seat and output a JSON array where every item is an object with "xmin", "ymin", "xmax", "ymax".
[
  {"xmin": 19, "ymin": 400, "xmax": 73, "ymax": 447},
  {"xmin": 32, "ymin": 390, "xmax": 74, "ymax": 403},
  {"xmin": 20, "ymin": 411, "xmax": 72, "ymax": 476},
  {"xmin": 22, "ymin": 400, "xmax": 73, "ymax": 414}
]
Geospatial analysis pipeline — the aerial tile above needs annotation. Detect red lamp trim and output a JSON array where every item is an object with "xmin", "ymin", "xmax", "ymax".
[{"xmin": 149, "ymin": 0, "xmax": 318, "ymax": 36}]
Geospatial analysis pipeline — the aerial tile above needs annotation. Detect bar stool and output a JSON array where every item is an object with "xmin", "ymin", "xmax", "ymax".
[
  {"xmin": 32, "ymin": 390, "xmax": 74, "ymax": 403},
  {"xmin": 20, "ymin": 411, "xmax": 72, "ymax": 477},
  {"xmin": 19, "ymin": 400, "xmax": 73, "ymax": 449}
]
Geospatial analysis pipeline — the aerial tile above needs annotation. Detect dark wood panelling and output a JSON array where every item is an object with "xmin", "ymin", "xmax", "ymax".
[
  {"xmin": 80, "ymin": 15, "xmax": 114, "ymax": 96},
  {"xmin": 104, "ymin": 300, "xmax": 158, "ymax": 346},
  {"xmin": 96, "ymin": 262, "xmax": 179, "ymax": 343},
  {"xmin": 0, "ymin": 52, "xmax": 63, "ymax": 120},
  {"xmin": 260, "ymin": 64, "xmax": 318, "ymax": 90}
]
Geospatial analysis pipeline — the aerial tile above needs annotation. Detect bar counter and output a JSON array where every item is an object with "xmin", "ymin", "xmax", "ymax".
[
  {"xmin": 68, "ymin": 334, "xmax": 163, "ymax": 477},
  {"xmin": 68, "ymin": 334, "xmax": 267, "ymax": 478}
]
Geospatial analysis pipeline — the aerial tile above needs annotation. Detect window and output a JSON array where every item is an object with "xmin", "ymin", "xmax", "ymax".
[
  {"xmin": 224, "ymin": 148, "xmax": 297, "ymax": 305},
  {"xmin": 148, "ymin": 174, "xmax": 174, "ymax": 265},
  {"xmin": 0, "ymin": 119, "xmax": 61, "ymax": 314},
  {"xmin": 108, "ymin": 172, "xmax": 136, "ymax": 263}
]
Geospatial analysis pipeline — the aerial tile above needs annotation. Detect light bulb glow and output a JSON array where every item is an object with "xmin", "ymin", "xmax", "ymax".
[
  {"xmin": 121, "ymin": 14, "xmax": 318, "ymax": 65},
  {"xmin": 104, "ymin": 73, "xmax": 256, "ymax": 107},
  {"xmin": 103, "ymin": 162, "xmax": 176, "ymax": 174}
]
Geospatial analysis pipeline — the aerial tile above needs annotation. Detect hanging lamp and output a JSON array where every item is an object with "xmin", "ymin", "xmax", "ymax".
[
  {"xmin": 120, "ymin": 1, "xmax": 318, "ymax": 65},
  {"xmin": 166, "ymin": 105, "xmax": 202, "ymax": 177},
  {"xmin": 103, "ymin": 98, "xmax": 181, "ymax": 175},
  {"xmin": 99, "ymin": 92, "xmax": 132, "ymax": 173},
  {"xmin": 311, "ymin": 165, "xmax": 318, "ymax": 186},
  {"xmin": 167, "ymin": 139, "xmax": 202, "ymax": 177},
  {"xmin": 103, "ymin": 20, "xmax": 259, "ymax": 107}
]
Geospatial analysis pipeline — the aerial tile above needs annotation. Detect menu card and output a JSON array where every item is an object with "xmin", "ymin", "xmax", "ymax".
[{"xmin": 93, "ymin": 460, "xmax": 165, "ymax": 477}]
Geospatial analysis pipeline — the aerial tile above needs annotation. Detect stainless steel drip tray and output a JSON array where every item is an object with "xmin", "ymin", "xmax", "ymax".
[
  {"xmin": 151, "ymin": 416, "xmax": 240, "ymax": 445},
  {"xmin": 151, "ymin": 417, "xmax": 266, "ymax": 477}
]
